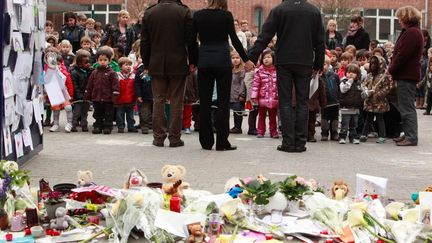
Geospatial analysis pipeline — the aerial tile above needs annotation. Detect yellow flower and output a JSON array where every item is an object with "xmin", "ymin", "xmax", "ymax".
[
  {"xmin": 347, "ymin": 209, "xmax": 368, "ymax": 227},
  {"xmin": 349, "ymin": 202, "xmax": 368, "ymax": 211},
  {"xmin": 132, "ymin": 194, "xmax": 144, "ymax": 208},
  {"xmin": 385, "ymin": 202, "xmax": 404, "ymax": 220},
  {"xmin": 401, "ymin": 208, "xmax": 419, "ymax": 223}
]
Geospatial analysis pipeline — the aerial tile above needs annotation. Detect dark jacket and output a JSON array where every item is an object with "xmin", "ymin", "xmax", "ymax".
[
  {"xmin": 134, "ymin": 65, "xmax": 153, "ymax": 100},
  {"xmin": 344, "ymin": 27, "xmax": 370, "ymax": 50},
  {"xmin": 325, "ymin": 30, "xmax": 343, "ymax": 50},
  {"xmin": 84, "ymin": 66, "xmax": 119, "ymax": 102},
  {"xmin": 309, "ymin": 77, "xmax": 327, "ymax": 112},
  {"xmin": 100, "ymin": 26, "xmax": 135, "ymax": 56},
  {"xmin": 140, "ymin": 0, "xmax": 198, "ymax": 76},
  {"xmin": 62, "ymin": 53, "xmax": 75, "ymax": 71},
  {"xmin": 340, "ymin": 78, "xmax": 363, "ymax": 109},
  {"xmin": 59, "ymin": 25, "xmax": 85, "ymax": 53},
  {"xmin": 388, "ymin": 24, "xmax": 423, "ymax": 82},
  {"xmin": 323, "ymin": 70, "xmax": 340, "ymax": 107},
  {"xmin": 248, "ymin": 0, "xmax": 325, "ymax": 71},
  {"xmin": 70, "ymin": 66, "xmax": 91, "ymax": 101},
  {"xmin": 184, "ymin": 71, "xmax": 198, "ymax": 104}
]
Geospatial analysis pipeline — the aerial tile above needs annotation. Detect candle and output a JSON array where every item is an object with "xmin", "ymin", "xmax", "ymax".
[{"xmin": 170, "ymin": 196, "xmax": 181, "ymax": 213}]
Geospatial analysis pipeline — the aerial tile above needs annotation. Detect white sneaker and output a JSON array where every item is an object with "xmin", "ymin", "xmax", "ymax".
[
  {"xmin": 353, "ymin": 139, "xmax": 360, "ymax": 144},
  {"xmin": 64, "ymin": 123, "xmax": 73, "ymax": 133},
  {"xmin": 49, "ymin": 124, "xmax": 59, "ymax": 132},
  {"xmin": 184, "ymin": 128, "xmax": 192, "ymax": 134},
  {"xmin": 339, "ymin": 139, "xmax": 346, "ymax": 144}
]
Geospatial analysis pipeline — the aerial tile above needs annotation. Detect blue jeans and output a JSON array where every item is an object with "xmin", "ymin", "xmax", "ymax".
[
  {"xmin": 396, "ymin": 80, "xmax": 418, "ymax": 143},
  {"xmin": 116, "ymin": 104, "xmax": 135, "ymax": 129},
  {"xmin": 339, "ymin": 114, "xmax": 359, "ymax": 140}
]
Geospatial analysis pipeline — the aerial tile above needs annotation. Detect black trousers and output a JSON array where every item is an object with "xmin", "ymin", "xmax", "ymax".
[
  {"xmin": 198, "ymin": 67, "xmax": 232, "ymax": 149},
  {"xmin": 93, "ymin": 102, "xmax": 114, "ymax": 130},
  {"xmin": 276, "ymin": 65, "xmax": 311, "ymax": 148},
  {"xmin": 72, "ymin": 102, "xmax": 90, "ymax": 128}
]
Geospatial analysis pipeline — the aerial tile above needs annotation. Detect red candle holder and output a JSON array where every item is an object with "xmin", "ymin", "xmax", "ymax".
[{"xmin": 5, "ymin": 233, "xmax": 13, "ymax": 241}]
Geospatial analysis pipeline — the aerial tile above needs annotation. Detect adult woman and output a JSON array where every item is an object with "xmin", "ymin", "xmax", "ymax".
[
  {"xmin": 417, "ymin": 29, "xmax": 431, "ymax": 108},
  {"xmin": 344, "ymin": 15, "xmax": 370, "ymax": 50},
  {"xmin": 59, "ymin": 12, "xmax": 85, "ymax": 53},
  {"xmin": 192, "ymin": 0, "xmax": 254, "ymax": 151},
  {"xmin": 389, "ymin": 6, "xmax": 423, "ymax": 146},
  {"xmin": 101, "ymin": 10, "xmax": 135, "ymax": 56},
  {"xmin": 325, "ymin": 20, "xmax": 342, "ymax": 50}
]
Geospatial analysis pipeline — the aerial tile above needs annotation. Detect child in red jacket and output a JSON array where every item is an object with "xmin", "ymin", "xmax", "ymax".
[
  {"xmin": 115, "ymin": 57, "xmax": 137, "ymax": 133},
  {"xmin": 44, "ymin": 47, "xmax": 74, "ymax": 133}
]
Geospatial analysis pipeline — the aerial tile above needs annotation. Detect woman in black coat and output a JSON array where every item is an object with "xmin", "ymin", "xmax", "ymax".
[
  {"xmin": 325, "ymin": 19, "xmax": 343, "ymax": 50},
  {"xmin": 100, "ymin": 10, "xmax": 135, "ymax": 56},
  {"xmin": 192, "ymin": 0, "xmax": 254, "ymax": 151},
  {"xmin": 59, "ymin": 12, "xmax": 85, "ymax": 53},
  {"xmin": 344, "ymin": 15, "xmax": 370, "ymax": 50}
]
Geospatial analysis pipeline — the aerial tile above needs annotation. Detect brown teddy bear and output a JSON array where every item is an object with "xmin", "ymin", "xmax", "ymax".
[
  {"xmin": 161, "ymin": 165, "xmax": 190, "ymax": 197},
  {"xmin": 77, "ymin": 170, "xmax": 96, "ymax": 187},
  {"xmin": 332, "ymin": 180, "xmax": 349, "ymax": 200},
  {"xmin": 186, "ymin": 222, "xmax": 206, "ymax": 243}
]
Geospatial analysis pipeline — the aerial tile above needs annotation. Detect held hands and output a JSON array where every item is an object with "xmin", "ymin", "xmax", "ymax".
[
  {"xmin": 238, "ymin": 96, "xmax": 245, "ymax": 102},
  {"xmin": 137, "ymin": 97, "xmax": 143, "ymax": 103},
  {"xmin": 189, "ymin": 64, "xmax": 197, "ymax": 73},
  {"xmin": 251, "ymin": 98, "xmax": 258, "ymax": 104},
  {"xmin": 244, "ymin": 61, "xmax": 255, "ymax": 72}
]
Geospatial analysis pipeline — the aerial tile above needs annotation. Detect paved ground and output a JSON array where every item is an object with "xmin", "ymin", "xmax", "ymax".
[{"xmin": 23, "ymin": 110, "xmax": 432, "ymax": 201}]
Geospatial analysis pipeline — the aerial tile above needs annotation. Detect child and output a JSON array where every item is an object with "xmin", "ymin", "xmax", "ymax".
[
  {"xmin": 79, "ymin": 36, "xmax": 96, "ymax": 64},
  {"xmin": 308, "ymin": 79, "xmax": 327, "ymax": 142},
  {"xmin": 251, "ymin": 49, "xmax": 279, "ymax": 138},
  {"xmin": 44, "ymin": 47, "xmax": 74, "ymax": 133},
  {"xmin": 337, "ymin": 52, "xmax": 353, "ymax": 79},
  {"xmin": 339, "ymin": 63, "xmax": 363, "ymax": 144},
  {"xmin": 135, "ymin": 63, "xmax": 153, "ymax": 134},
  {"xmin": 344, "ymin": 45, "xmax": 357, "ymax": 60},
  {"xmin": 113, "ymin": 44, "xmax": 125, "ymax": 61},
  {"xmin": 421, "ymin": 58, "xmax": 432, "ymax": 115},
  {"xmin": 59, "ymin": 40, "xmax": 75, "ymax": 71},
  {"xmin": 321, "ymin": 56, "xmax": 341, "ymax": 141},
  {"xmin": 115, "ymin": 57, "xmax": 137, "ymax": 133},
  {"xmin": 85, "ymin": 18, "xmax": 96, "ymax": 37},
  {"xmin": 330, "ymin": 50, "xmax": 339, "ymax": 73},
  {"xmin": 46, "ymin": 35, "xmax": 58, "ymax": 48},
  {"xmin": 230, "ymin": 51, "xmax": 246, "ymax": 134},
  {"xmin": 92, "ymin": 46, "xmax": 120, "ymax": 72},
  {"xmin": 128, "ymin": 39, "xmax": 141, "ymax": 67},
  {"xmin": 90, "ymin": 32, "xmax": 102, "ymax": 50},
  {"xmin": 356, "ymin": 49, "xmax": 370, "ymax": 81},
  {"xmin": 183, "ymin": 71, "xmax": 199, "ymax": 134},
  {"xmin": 85, "ymin": 49, "xmax": 119, "ymax": 134},
  {"xmin": 70, "ymin": 50, "xmax": 92, "ymax": 132},
  {"xmin": 359, "ymin": 56, "xmax": 390, "ymax": 144}
]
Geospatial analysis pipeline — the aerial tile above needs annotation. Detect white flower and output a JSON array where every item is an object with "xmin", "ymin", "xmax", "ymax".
[
  {"xmin": 385, "ymin": 202, "xmax": 404, "ymax": 220},
  {"xmin": 3, "ymin": 161, "xmax": 18, "ymax": 174}
]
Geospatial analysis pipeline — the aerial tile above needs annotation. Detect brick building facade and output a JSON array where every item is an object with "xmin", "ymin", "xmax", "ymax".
[{"xmin": 49, "ymin": 0, "xmax": 432, "ymax": 42}]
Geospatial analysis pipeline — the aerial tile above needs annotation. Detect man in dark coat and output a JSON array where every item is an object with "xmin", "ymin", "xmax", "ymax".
[
  {"xmin": 248, "ymin": 0, "xmax": 325, "ymax": 153},
  {"xmin": 140, "ymin": 0, "xmax": 198, "ymax": 147}
]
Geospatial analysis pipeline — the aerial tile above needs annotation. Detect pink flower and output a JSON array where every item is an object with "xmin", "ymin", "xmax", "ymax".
[
  {"xmin": 295, "ymin": 177, "xmax": 306, "ymax": 186},
  {"xmin": 306, "ymin": 179, "xmax": 318, "ymax": 190},
  {"xmin": 243, "ymin": 177, "xmax": 254, "ymax": 185}
]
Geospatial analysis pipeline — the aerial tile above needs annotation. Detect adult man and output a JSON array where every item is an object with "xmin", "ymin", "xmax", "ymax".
[
  {"xmin": 248, "ymin": 0, "xmax": 325, "ymax": 153},
  {"xmin": 141, "ymin": 0, "xmax": 197, "ymax": 147}
]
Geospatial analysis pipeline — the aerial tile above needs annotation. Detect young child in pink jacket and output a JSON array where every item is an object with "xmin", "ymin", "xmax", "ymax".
[{"xmin": 251, "ymin": 49, "xmax": 279, "ymax": 138}]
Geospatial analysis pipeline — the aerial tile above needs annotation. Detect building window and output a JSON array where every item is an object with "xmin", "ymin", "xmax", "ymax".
[
  {"xmin": 254, "ymin": 7, "xmax": 263, "ymax": 32},
  {"xmin": 364, "ymin": 9, "xmax": 399, "ymax": 42},
  {"xmin": 72, "ymin": 4, "xmax": 122, "ymax": 26}
]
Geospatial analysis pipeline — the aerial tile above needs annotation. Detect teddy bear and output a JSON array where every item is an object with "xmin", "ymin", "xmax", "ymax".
[
  {"xmin": 161, "ymin": 165, "xmax": 189, "ymax": 197},
  {"xmin": 332, "ymin": 180, "xmax": 349, "ymax": 201},
  {"xmin": 50, "ymin": 207, "xmax": 71, "ymax": 230},
  {"xmin": 186, "ymin": 222, "xmax": 206, "ymax": 243},
  {"xmin": 124, "ymin": 169, "xmax": 148, "ymax": 189},
  {"xmin": 77, "ymin": 170, "xmax": 96, "ymax": 187}
]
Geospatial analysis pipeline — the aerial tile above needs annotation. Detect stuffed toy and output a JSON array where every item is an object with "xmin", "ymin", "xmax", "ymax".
[
  {"xmin": 186, "ymin": 222, "xmax": 206, "ymax": 243},
  {"xmin": 124, "ymin": 169, "xmax": 148, "ymax": 189},
  {"xmin": 50, "ymin": 207, "xmax": 71, "ymax": 230},
  {"xmin": 161, "ymin": 165, "xmax": 189, "ymax": 197},
  {"xmin": 77, "ymin": 170, "xmax": 95, "ymax": 187},
  {"xmin": 332, "ymin": 180, "xmax": 349, "ymax": 201}
]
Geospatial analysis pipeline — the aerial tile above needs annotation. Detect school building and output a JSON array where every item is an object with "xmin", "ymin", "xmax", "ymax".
[{"xmin": 48, "ymin": 0, "xmax": 432, "ymax": 42}]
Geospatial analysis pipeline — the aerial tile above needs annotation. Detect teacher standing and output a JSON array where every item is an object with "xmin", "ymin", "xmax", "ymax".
[
  {"xmin": 248, "ymin": 0, "xmax": 325, "ymax": 153},
  {"xmin": 389, "ymin": 6, "xmax": 423, "ymax": 146},
  {"xmin": 192, "ymin": 0, "xmax": 254, "ymax": 151}
]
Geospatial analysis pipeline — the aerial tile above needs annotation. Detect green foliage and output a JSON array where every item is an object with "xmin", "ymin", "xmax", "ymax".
[
  {"xmin": 279, "ymin": 175, "xmax": 310, "ymax": 201},
  {"xmin": 240, "ymin": 179, "xmax": 279, "ymax": 205}
]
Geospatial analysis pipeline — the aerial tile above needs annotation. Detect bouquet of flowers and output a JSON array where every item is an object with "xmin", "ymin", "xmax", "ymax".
[
  {"xmin": 0, "ymin": 161, "xmax": 30, "ymax": 209},
  {"xmin": 279, "ymin": 175, "xmax": 315, "ymax": 201}
]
